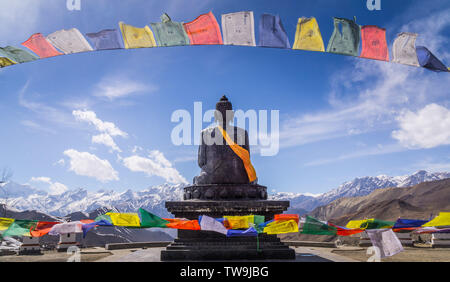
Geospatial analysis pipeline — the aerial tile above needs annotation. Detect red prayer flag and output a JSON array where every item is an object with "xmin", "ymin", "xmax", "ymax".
[
  {"xmin": 21, "ymin": 33, "xmax": 63, "ymax": 58},
  {"xmin": 274, "ymin": 214, "xmax": 299, "ymax": 224},
  {"xmin": 30, "ymin": 221, "xmax": 60, "ymax": 237},
  {"xmin": 183, "ymin": 11, "xmax": 223, "ymax": 45},
  {"xmin": 360, "ymin": 25, "xmax": 389, "ymax": 61},
  {"xmin": 328, "ymin": 222, "xmax": 364, "ymax": 236},
  {"xmin": 166, "ymin": 220, "xmax": 201, "ymax": 230}
]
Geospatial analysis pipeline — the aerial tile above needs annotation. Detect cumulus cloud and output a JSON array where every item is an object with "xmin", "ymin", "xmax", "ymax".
[
  {"xmin": 29, "ymin": 176, "xmax": 68, "ymax": 195},
  {"xmin": 73, "ymin": 110, "xmax": 128, "ymax": 137},
  {"xmin": 123, "ymin": 151, "xmax": 188, "ymax": 184},
  {"xmin": 92, "ymin": 133, "xmax": 122, "ymax": 152},
  {"xmin": 63, "ymin": 149, "xmax": 119, "ymax": 182},
  {"xmin": 392, "ymin": 104, "xmax": 450, "ymax": 149}
]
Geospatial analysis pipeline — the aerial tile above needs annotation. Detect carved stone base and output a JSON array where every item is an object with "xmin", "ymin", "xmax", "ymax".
[
  {"xmin": 161, "ymin": 200, "xmax": 295, "ymax": 261},
  {"xmin": 183, "ymin": 184, "xmax": 267, "ymax": 201}
]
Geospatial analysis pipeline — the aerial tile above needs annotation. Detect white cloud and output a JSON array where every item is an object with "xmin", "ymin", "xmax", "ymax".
[
  {"xmin": 92, "ymin": 133, "xmax": 122, "ymax": 152},
  {"xmin": 72, "ymin": 110, "xmax": 128, "ymax": 138},
  {"xmin": 63, "ymin": 149, "xmax": 119, "ymax": 182},
  {"xmin": 94, "ymin": 75, "xmax": 157, "ymax": 101},
  {"xmin": 29, "ymin": 176, "xmax": 68, "ymax": 195},
  {"xmin": 392, "ymin": 104, "xmax": 450, "ymax": 149},
  {"xmin": 30, "ymin": 176, "xmax": 52, "ymax": 184},
  {"xmin": 123, "ymin": 151, "xmax": 188, "ymax": 184},
  {"xmin": 53, "ymin": 159, "xmax": 65, "ymax": 166}
]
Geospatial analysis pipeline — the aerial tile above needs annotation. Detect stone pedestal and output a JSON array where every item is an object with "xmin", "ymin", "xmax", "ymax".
[{"xmin": 161, "ymin": 185, "xmax": 295, "ymax": 261}]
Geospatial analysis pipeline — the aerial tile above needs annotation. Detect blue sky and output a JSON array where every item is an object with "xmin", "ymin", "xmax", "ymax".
[{"xmin": 0, "ymin": 0, "xmax": 449, "ymax": 195}]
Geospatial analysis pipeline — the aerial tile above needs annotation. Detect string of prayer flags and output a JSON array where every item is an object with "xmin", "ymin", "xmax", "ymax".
[
  {"xmin": 2, "ymin": 220, "xmax": 38, "ymax": 238},
  {"xmin": 366, "ymin": 229, "xmax": 404, "ymax": 258},
  {"xmin": 46, "ymin": 28, "xmax": 93, "ymax": 54},
  {"xmin": 326, "ymin": 17, "xmax": 361, "ymax": 57},
  {"xmin": 199, "ymin": 215, "xmax": 228, "ymax": 235},
  {"xmin": 422, "ymin": 212, "xmax": 450, "ymax": 227},
  {"xmin": 361, "ymin": 219, "xmax": 395, "ymax": 230},
  {"xmin": 106, "ymin": 212, "xmax": 141, "ymax": 227},
  {"xmin": 416, "ymin": 46, "xmax": 449, "ymax": 72},
  {"xmin": 30, "ymin": 221, "xmax": 60, "ymax": 237},
  {"xmin": 301, "ymin": 216, "xmax": 337, "ymax": 235},
  {"xmin": 183, "ymin": 11, "xmax": 223, "ymax": 45},
  {"xmin": 263, "ymin": 220, "xmax": 298, "ymax": 235},
  {"xmin": 0, "ymin": 57, "xmax": 16, "ymax": 67},
  {"xmin": 360, "ymin": 25, "xmax": 389, "ymax": 61},
  {"xmin": 119, "ymin": 22, "xmax": 157, "ymax": 49},
  {"xmin": 328, "ymin": 222, "xmax": 364, "ymax": 236},
  {"xmin": 227, "ymin": 227, "xmax": 258, "ymax": 237},
  {"xmin": 166, "ymin": 219, "xmax": 201, "ymax": 230},
  {"xmin": 292, "ymin": 17, "xmax": 325, "ymax": 52},
  {"xmin": 150, "ymin": 13, "xmax": 190, "ymax": 47},
  {"xmin": 221, "ymin": 11, "xmax": 256, "ymax": 47},
  {"xmin": 48, "ymin": 221, "xmax": 83, "ymax": 235},
  {"xmin": 85, "ymin": 29, "xmax": 124, "ymax": 50},
  {"xmin": 258, "ymin": 14, "xmax": 290, "ymax": 49},
  {"xmin": 0, "ymin": 46, "xmax": 38, "ymax": 63},
  {"xmin": 392, "ymin": 32, "xmax": 420, "ymax": 67},
  {"xmin": 21, "ymin": 33, "xmax": 63, "ymax": 58},
  {"xmin": 274, "ymin": 214, "xmax": 299, "ymax": 224},
  {"xmin": 138, "ymin": 208, "xmax": 169, "ymax": 228}
]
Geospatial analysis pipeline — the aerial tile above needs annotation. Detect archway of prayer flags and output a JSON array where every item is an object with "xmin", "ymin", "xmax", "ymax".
[{"xmin": 0, "ymin": 11, "xmax": 448, "ymax": 73}]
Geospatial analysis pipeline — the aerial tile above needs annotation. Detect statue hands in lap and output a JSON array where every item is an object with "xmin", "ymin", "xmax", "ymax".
[{"xmin": 193, "ymin": 96, "xmax": 258, "ymax": 185}]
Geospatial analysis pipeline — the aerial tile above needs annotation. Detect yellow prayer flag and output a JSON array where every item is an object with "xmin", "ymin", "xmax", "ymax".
[
  {"xmin": 346, "ymin": 219, "xmax": 370, "ymax": 229},
  {"xmin": 292, "ymin": 17, "xmax": 325, "ymax": 52},
  {"xmin": 224, "ymin": 215, "xmax": 254, "ymax": 229},
  {"xmin": 263, "ymin": 220, "xmax": 298, "ymax": 235},
  {"xmin": 106, "ymin": 212, "xmax": 141, "ymax": 227},
  {"xmin": 0, "ymin": 218, "xmax": 14, "ymax": 231},
  {"xmin": 119, "ymin": 22, "xmax": 157, "ymax": 49},
  {"xmin": 422, "ymin": 212, "xmax": 450, "ymax": 227},
  {"xmin": 0, "ymin": 57, "xmax": 16, "ymax": 67}
]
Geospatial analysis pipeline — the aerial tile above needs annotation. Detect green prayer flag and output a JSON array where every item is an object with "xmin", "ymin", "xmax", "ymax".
[
  {"xmin": 139, "ymin": 208, "xmax": 169, "ymax": 228},
  {"xmin": 301, "ymin": 216, "xmax": 337, "ymax": 235},
  {"xmin": 326, "ymin": 17, "xmax": 361, "ymax": 57},
  {"xmin": 361, "ymin": 219, "xmax": 395, "ymax": 230},
  {"xmin": 150, "ymin": 13, "xmax": 190, "ymax": 47},
  {"xmin": 254, "ymin": 215, "xmax": 265, "ymax": 233},
  {"xmin": 2, "ymin": 219, "xmax": 38, "ymax": 238},
  {"xmin": 0, "ymin": 46, "xmax": 38, "ymax": 63},
  {"xmin": 94, "ymin": 214, "xmax": 113, "ymax": 224}
]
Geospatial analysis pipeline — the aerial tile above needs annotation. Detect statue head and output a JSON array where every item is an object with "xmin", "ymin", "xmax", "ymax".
[{"xmin": 214, "ymin": 95, "xmax": 234, "ymax": 125}]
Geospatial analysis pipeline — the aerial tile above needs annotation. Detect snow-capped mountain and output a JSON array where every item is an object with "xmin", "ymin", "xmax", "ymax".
[
  {"xmin": 0, "ymin": 170, "xmax": 448, "ymax": 217},
  {"xmin": 270, "ymin": 170, "xmax": 450, "ymax": 212}
]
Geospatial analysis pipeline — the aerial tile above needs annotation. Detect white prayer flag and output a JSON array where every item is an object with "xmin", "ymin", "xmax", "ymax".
[
  {"xmin": 392, "ymin": 32, "xmax": 420, "ymax": 67},
  {"xmin": 48, "ymin": 221, "xmax": 83, "ymax": 235},
  {"xmin": 366, "ymin": 229, "xmax": 404, "ymax": 258},
  {"xmin": 199, "ymin": 215, "xmax": 228, "ymax": 235},
  {"xmin": 221, "ymin": 11, "xmax": 256, "ymax": 46},
  {"xmin": 47, "ymin": 28, "xmax": 94, "ymax": 54}
]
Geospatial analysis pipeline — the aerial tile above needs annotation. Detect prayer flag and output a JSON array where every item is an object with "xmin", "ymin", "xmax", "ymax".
[
  {"xmin": 361, "ymin": 219, "xmax": 395, "ymax": 230},
  {"xmin": 293, "ymin": 17, "xmax": 325, "ymax": 52},
  {"xmin": 221, "ymin": 11, "xmax": 256, "ymax": 46},
  {"xmin": 360, "ymin": 25, "xmax": 389, "ymax": 61},
  {"xmin": 199, "ymin": 215, "xmax": 228, "ymax": 235},
  {"xmin": 274, "ymin": 214, "xmax": 299, "ymax": 224},
  {"xmin": 21, "ymin": 33, "xmax": 63, "ymax": 58},
  {"xmin": 139, "ymin": 208, "xmax": 169, "ymax": 228},
  {"xmin": 119, "ymin": 22, "xmax": 157, "ymax": 49},
  {"xmin": 48, "ymin": 221, "xmax": 83, "ymax": 235},
  {"xmin": 2, "ymin": 220, "xmax": 38, "ymax": 238},
  {"xmin": 392, "ymin": 32, "xmax": 420, "ymax": 67},
  {"xmin": 82, "ymin": 220, "xmax": 113, "ymax": 238},
  {"xmin": 366, "ymin": 229, "xmax": 404, "ymax": 258},
  {"xmin": 30, "ymin": 221, "xmax": 60, "ymax": 237},
  {"xmin": 227, "ymin": 227, "xmax": 258, "ymax": 237},
  {"xmin": 416, "ymin": 46, "xmax": 449, "ymax": 72},
  {"xmin": 253, "ymin": 215, "xmax": 265, "ymax": 226},
  {"xmin": 0, "ymin": 218, "xmax": 14, "ymax": 231},
  {"xmin": 0, "ymin": 57, "xmax": 16, "ymax": 67},
  {"xmin": 224, "ymin": 215, "xmax": 254, "ymax": 229},
  {"xmin": 264, "ymin": 220, "xmax": 298, "ymax": 235},
  {"xmin": 393, "ymin": 218, "xmax": 428, "ymax": 230},
  {"xmin": 422, "ymin": 212, "xmax": 450, "ymax": 227},
  {"xmin": 0, "ymin": 46, "xmax": 38, "ymax": 63},
  {"xmin": 150, "ymin": 13, "xmax": 190, "ymax": 47},
  {"xmin": 346, "ymin": 219, "xmax": 367, "ymax": 229},
  {"xmin": 326, "ymin": 17, "xmax": 361, "ymax": 57},
  {"xmin": 85, "ymin": 29, "xmax": 124, "ymax": 50},
  {"xmin": 166, "ymin": 219, "xmax": 201, "ymax": 230},
  {"xmin": 328, "ymin": 222, "xmax": 364, "ymax": 236},
  {"xmin": 301, "ymin": 216, "xmax": 336, "ymax": 235},
  {"xmin": 183, "ymin": 11, "xmax": 223, "ymax": 45},
  {"xmin": 106, "ymin": 212, "xmax": 141, "ymax": 227},
  {"xmin": 47, "ymin": 28, "xmax": 94, "ymax": 54},
  {"xmin": 94, "ymin": 214, "xmax": 113, "ymax": 224},
  {"xmin": 258, "ymin": 14, "xmax": 290, "ymax": 48}
]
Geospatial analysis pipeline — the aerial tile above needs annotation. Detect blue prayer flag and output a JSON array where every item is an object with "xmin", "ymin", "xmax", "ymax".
[
  {"xmin": 82, "ymin": 220, "xmax": 113, "ymax": 238},
  {"xmin": 393, "ymin": 218, "xmax": 429, "ymax": 229},
  {"xmin": 258, "ymin": 14, "xmax": 290, "ymax": 49},
  {"xmin": 226, "ymin": 227, "xmax": 258, "ymax": 237},
  {"xmin": 416, "ymin": 46, "xmax": 449, "ymax": 72},
  {"xmin": 85, "ymin": 29, "xmax": 124, "ymax": 50}
]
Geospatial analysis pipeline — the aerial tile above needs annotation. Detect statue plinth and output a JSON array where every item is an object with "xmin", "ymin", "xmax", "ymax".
[{"xmin": 183, "ymin": 184, "xmax": 268, "ymax": 201}]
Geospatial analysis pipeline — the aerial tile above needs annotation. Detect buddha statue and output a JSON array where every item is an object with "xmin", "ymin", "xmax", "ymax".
[{"xmin": 193, "ymin": 96, "xmax": 257, "ymax": 185}]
